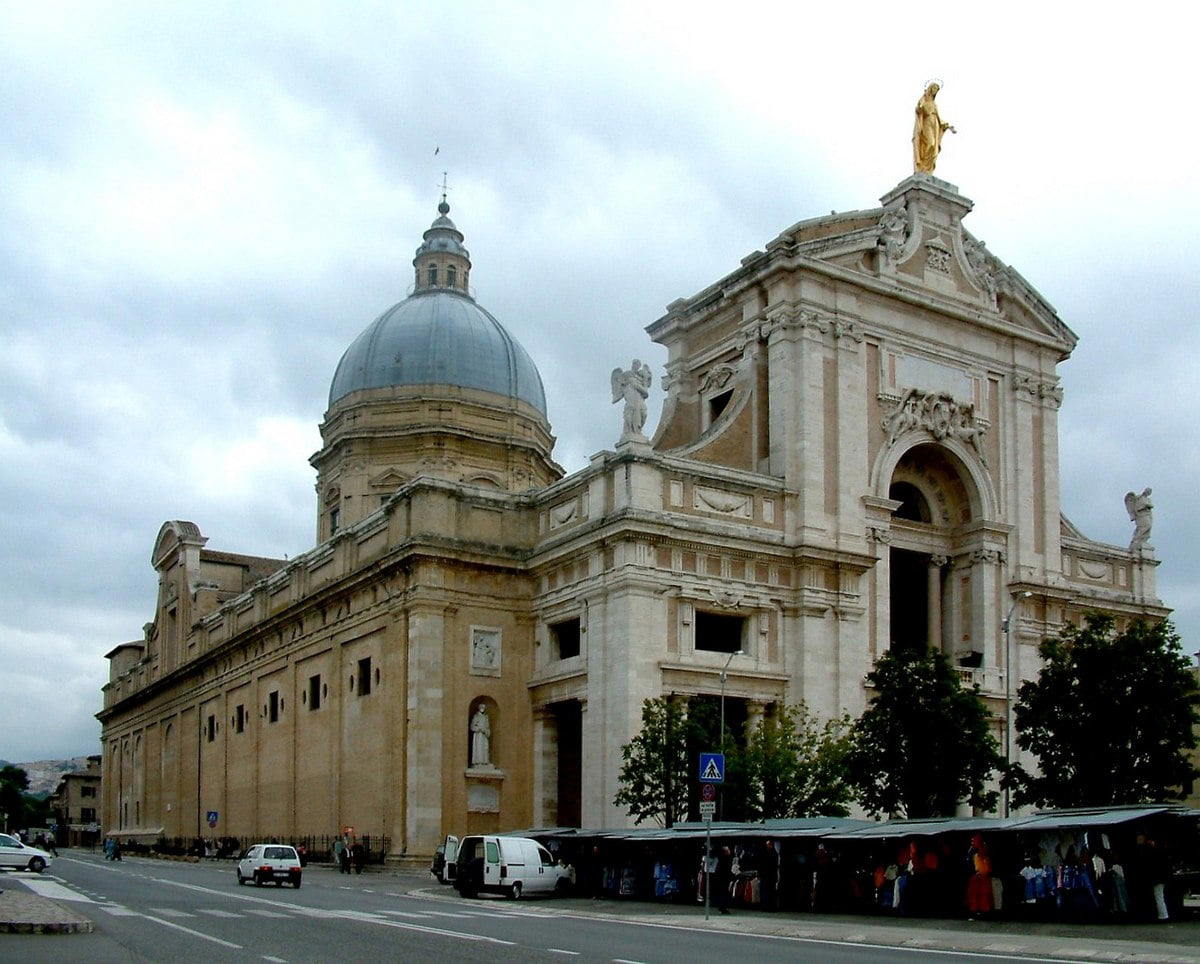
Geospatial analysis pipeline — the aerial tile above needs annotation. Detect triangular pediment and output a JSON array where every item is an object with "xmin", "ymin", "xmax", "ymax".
[{"xmin": 368, "ymin": 467, "xmax": 410, "ymax": 489}]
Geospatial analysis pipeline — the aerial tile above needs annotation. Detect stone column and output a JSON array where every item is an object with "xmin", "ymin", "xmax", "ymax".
[
  {"xmin": 531, "ymin": 707, "xmax": 558, "ymax": 828},
  {"xmin": 404, "ymin": 603, "xmax": 445, "ymax": 855},
  {"xmin": 745, "ymin": 700, "xmax": 767, "ymax": 737},
  {"xmin": 927, "ymin": 555, "xmax": 947, "ymax": 652}
]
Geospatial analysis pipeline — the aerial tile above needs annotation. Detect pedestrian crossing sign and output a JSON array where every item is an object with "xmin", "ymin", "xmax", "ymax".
[{"xmin": 698, "ymin": 752, "xmax": 724, "ymax": 784}]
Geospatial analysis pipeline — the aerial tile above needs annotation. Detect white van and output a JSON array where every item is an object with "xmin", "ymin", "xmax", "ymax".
[{"xmin": 453, "ymin": 835, "xmax": 570, "ymax": 899}]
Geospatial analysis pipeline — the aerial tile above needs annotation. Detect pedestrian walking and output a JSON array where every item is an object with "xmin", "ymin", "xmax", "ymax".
[
  {"xmin": 714, "ymin": 846, "xmax": 732, "ymax": 914},
  {"xmin": 334, "ymin": 836, "xmax": 350, "ymax": 874},
  {"xmin": 352, "ymin": 841, "xmax": 365, "ymax": 874}
]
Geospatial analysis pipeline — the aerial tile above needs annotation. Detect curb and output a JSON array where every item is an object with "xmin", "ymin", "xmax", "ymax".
[{"xmin": 0, "ymin": 918, "xmax": 95, "ymax": 934}]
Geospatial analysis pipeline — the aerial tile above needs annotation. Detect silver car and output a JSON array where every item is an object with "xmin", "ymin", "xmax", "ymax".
[{"xmin": 0, "ymin": 832, "xmax": 53, "ymax": 873}]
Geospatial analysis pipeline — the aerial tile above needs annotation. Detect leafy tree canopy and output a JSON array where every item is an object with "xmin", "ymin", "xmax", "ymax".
[
  {"xmin": 1009, "ymin": 615, "xmax": 1200, "ymax": 809},
  {"xmin": 847, "ymin": 647, "xmax": 1002, "ymax": 819},
  {"xmin": 742, "ymin": 702, "xmax": 853, "ymax": 820},
  {"xmin": 614, "ymin": 696, "xmax": 698, "ymax": 827}
]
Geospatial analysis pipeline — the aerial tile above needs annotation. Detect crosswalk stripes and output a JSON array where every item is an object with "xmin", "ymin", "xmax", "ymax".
[
  {"xmin": 146, "ymin": 907, "xmax": 196, "ymax": 918},
  {"xmin": 244, "ymin": 908, "xmax": 293, "ymax": 918},
  {"xmin": 195, "ymin": 908, "xmax": 243, "ymax": 918}
]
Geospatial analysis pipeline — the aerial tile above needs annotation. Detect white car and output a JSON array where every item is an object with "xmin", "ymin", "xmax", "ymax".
[
  {"xmin": 236, "ymin": 843, "xmax": 302, "ymax": 888},
  {"xmin": 0, "ymin": 832, "xmax": 53, "ymax": 873}
]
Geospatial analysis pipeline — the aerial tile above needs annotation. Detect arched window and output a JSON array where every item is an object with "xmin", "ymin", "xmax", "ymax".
[
  {"xmin": 447, "ymin": 265, "xmax": 457, "ymax": 287},
  {"xmin": 890, "ymin": 481, "xmax": 932, "ymax": 523},
  {"xmin": 427, "ymin": 265, "xmax": 438, "ymax": 286}
]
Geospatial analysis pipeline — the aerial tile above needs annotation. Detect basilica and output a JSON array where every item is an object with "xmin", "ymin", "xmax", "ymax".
[{"xmin": 98, "ymin": 171, "xmax": 1166, "ymax": 857}]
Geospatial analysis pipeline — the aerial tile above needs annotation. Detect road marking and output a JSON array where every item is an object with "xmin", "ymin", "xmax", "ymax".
[
  {"xmin": 142, "ymin": 913, "xmax": 243, "ymax": 950},
  {"xmin": 614, "ymin": 959, "xmax": 647, "ymax": 963},
  {"xmin": 100, "ymin": 904, "xmax": 140, "ymax": 916},
  {"xmin": 262, "ymin": 957, "xmax": 287, "ymax": 962},
  {"xmin": 245, "ymin": 908, "xmax": 293, "ymax": 918},
  {"xmin": 380, "ymin": 910, "xmax": 434, "ymax": 918},
  {"xmin": 16, "ymin": 878, "xmax": 95, "ymax": 902},
  {"xmin": 547, "ymin": 950, "xmax": 580, "ymax": 956},
  {"xmin": 147, "ymin": 907, "xmax": 196, "ymax": 918},
  {"xmin": 196, "ymin": 908, "xmax": 243, "ymax": 918}
]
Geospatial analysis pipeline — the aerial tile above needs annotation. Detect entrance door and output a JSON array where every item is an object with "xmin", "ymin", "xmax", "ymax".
[{"xmin": 889, "ymin": 547, "xmax": 929, "ymax": 652}]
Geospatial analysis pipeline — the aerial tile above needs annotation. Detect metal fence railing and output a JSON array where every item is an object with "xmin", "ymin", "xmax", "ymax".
[{"xmin": 144, "ymin": 834, "xmax": 390, "ymax": 864}]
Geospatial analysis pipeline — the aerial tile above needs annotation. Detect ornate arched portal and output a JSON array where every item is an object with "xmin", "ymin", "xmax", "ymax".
[{"xmin": 878, "ymin": 441, "xmax": 1006, "ymax": 667}]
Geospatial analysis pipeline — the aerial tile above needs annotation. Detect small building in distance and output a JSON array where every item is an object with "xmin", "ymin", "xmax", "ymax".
[{"xmin": 48, "ymin": 754, "xmax": 102, "ymax": 847}]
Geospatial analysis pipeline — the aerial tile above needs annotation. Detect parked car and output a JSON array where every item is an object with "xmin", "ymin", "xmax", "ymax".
[
  {"xmin": 431, "ymin": 834, "xmax": 458, "ymax": 884},
  {"xmin": 453, "ymin": 835, "xmax": 570, "ymax": 899},
  {"xmin": 236, "ymin": 844, "xmax": 302, "ymax": 888},
  {"xmin": 0, "ymin": 832, "xmax": 53, "ymax": 873}
]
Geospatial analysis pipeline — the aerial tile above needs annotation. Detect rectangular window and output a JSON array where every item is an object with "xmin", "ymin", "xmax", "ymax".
[
  {"xmin": 81, "ymin": 786, "xmax": 96, "ymax": 798},
  {"xmin": 81, "ymin": 807, "xmax": 96, "ymax": 822},
  {"xmin": 550, "ymin": 618, "xmax": 582, "ymax": 660},
  {"xmin": 357, "ymin": 656, "xmax": 372, "ymax": 696},
  {"xmin": 695, "ymin": 611, "xmax": 746, "ymax": 654},
  {"xmin": 235, "ymin": 704, "xmax": 246, "ymax": 733},
  {"xmin": 329, "ymin": 507, "xmax": 340, "ymax": 536},
  {"xmin": 308, "ymin": 674, "xmax": 321, "ymax": 710},
  {"xmin": 268, "ymin": 691, "xmax": 280, "ymax": 723},
  {"xmin": 205, "ymin": 714, "xmax": 216, "ymax": 742}
]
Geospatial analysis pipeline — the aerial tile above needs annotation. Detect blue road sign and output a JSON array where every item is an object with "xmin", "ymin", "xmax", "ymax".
[{"xmin": 698, "ymin": 752, "xmax": 725, "ymax": 784}]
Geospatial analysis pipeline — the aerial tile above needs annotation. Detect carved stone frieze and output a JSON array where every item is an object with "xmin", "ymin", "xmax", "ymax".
[
  {"xmin": 867, "ymin": 526, "xmax": 891, "ymax": 546},
  {"xmin": 831, "ymin": 319, "xmax": 864, "ymax": 343},
  {"xmin": 880, "ymin": 387, "xmax": 988, "ymax": 464},
  {"xmin": 711, "ymin": 587, "xmax": 743, "ymax": 609},
  {"xmin": 964, "ymin": 237, "xmax": 998, "ymax": 302},
  {"xmin": 693, "ymin": 486, "xmax": 752, "ymax": 518},
  {"xmin": 549, "ymin": 500, "xmax": 578, "ymax": 528},
  {"xmin": 925, "ymin": 238, "xmax": 952, "ymax": 274},
  {"xmin": 969, "ymin": 548, "xmax": 1006, "ymax": 565},
  {"xmin": 1013, "ymin": 375, "xmax": 1064, "ymax": 408},
  {"xmin": 878, "ymin": 204, "xmax": 909, "ymax": 262},
  {"xmin": 698, "ymin": 364, "xmax": 737, "ymax": 395}
]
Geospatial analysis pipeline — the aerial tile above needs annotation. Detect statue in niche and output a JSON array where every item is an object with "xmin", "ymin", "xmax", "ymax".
[
  {"xmin": 470, "ymin": 704, "xmax": 492, "ymax": 767},
  {"xmin": 1124, "ymin": 487, "xmax": 1154, "ymax": 550},
  {"xmin": 611, "ymin": 359, "xmax": 652, "ymax": 439},
  {"xmin": 912, "ymin": 82, "xmax": 956, "ymax": 174}
]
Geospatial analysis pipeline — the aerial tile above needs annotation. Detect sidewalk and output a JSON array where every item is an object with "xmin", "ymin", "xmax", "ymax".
[
  {"xmin": 408, "ymin": 875, "xmax": 1200, "ymax": 963},
  {"xmin": 0, "ymin": 882, "xmax": 94, "ymax": 934}
]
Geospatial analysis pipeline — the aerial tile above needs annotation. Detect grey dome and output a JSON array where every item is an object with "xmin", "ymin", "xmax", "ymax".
[{"xmin": 328, "ymin": 289, "xmax": 547, "ymax": 415}]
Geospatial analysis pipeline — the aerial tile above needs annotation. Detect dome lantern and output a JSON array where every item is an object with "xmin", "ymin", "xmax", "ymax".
[{"xmin": 412, "ymin": 194, "xmax": 471, "ymax": 293}]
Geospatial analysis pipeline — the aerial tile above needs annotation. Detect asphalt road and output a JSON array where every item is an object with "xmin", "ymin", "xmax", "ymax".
[{"xmin": 3, "ymin": 853, "xmax": 1096, "ymax": 963}]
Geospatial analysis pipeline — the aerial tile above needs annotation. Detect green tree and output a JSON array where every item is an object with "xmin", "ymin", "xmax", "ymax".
[
  {"xmin": 1008, "ymin": 615, "xmax": 1200, "ymax": 808},
  {"xmin": 614, "ymin": 696, "xmax": 696, "ymax": 827},
  {"xmin": 847, "ymin": 647, "xmax": 1002, "ymax": 818},
  {"xmin": 0, "ymin": 765, "xmax": 31, "ymax": 832},
  {"xmin": 742, "ymin": 703, "xmax": 853, "ymax": 819}
]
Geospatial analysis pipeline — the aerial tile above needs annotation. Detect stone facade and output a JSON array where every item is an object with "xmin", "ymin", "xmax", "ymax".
[{"xmin": 98, "ymin": 174, "xmax": 1168, "ymax": 856}]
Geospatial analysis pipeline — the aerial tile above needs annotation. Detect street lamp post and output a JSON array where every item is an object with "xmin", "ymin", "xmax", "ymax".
[
  {"xmin": 718, "ymin": 648, "xmax": 743, "ymax": 821},
  {"xmin": 1002, "ymin": 590, "xmax": 1032, "ymax": 817}
]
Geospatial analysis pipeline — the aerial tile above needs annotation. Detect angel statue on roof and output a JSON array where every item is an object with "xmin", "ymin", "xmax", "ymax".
[
  {"xmin": 612, "ymin": 359, "xmax": 652, "ymax": 441},
  {"xmin": 1125, "ymin": 487, "xmax": 1154, "ymax": 551}
]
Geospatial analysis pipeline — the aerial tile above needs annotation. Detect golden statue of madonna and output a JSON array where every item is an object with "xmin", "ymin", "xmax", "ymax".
[{"xmin": 912, "ymin": 82, "xmax": 955, "ymax": 174}]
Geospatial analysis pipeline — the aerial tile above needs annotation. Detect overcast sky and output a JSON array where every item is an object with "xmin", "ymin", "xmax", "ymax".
[{"xmin": 2, "ymin": 2, "xmax": 1197, "ymax": 763}]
